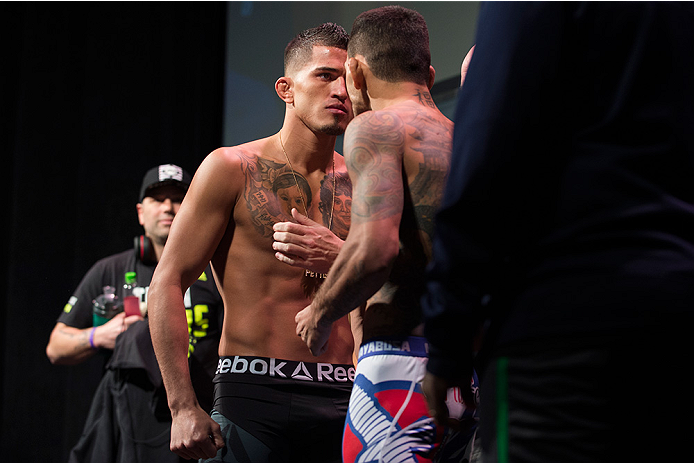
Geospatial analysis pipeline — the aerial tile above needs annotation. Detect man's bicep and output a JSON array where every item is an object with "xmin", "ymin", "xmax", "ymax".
[
  {"xmin": 161, "ymin": 150, "xmax": 239, "ymax": 286},
  {"xmin": 344, "ymin": 113, "xmax": 405, "ymax": 224}
]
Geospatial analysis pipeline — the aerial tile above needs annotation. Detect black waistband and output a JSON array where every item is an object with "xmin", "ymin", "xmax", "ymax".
[{"xmin": 214, "ymin": 356, "xmax": 355, "ymax": 384}]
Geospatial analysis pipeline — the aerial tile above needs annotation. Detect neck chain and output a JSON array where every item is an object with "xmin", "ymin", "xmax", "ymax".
[{"xmin": 279, "ymin": 131, "xmax": 335, "ymax": 278}]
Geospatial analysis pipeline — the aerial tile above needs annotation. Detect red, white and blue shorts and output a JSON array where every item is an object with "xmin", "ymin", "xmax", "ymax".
[{"xmin": 343, "ymin": 336, "xmax": 477, "ymax": 463}]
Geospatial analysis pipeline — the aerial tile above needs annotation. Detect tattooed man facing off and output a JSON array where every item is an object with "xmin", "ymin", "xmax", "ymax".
[
  {"xmin": 294, "ymin": 7, "xmax": 475, "ymax": 463},
  {"xmin": 148, "ymin": 23, "xmax": 356, "ymax": 463}
]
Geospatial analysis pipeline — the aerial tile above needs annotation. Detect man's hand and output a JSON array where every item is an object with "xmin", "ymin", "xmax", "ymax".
[
  {"xmin": 170, "ymin": 406, "xmax": 224, "ymax": 460},
  {"xmin": 422, "ymin": 372, "xmax": 452, "ymax": 428},
  {"xmin": 273, "ymin": 208, "xmax": 343, "ymax": 275},
  {"xmin": 422, "ymin": 372, "xmax": 476, "ymax": 429},
  {"xmin": 95, "ymin": 312, "xmax": 144, "ymax": 349},
  {"xmin": 295, "ymin": 304, "xmax": 332, "ymax": 356}
]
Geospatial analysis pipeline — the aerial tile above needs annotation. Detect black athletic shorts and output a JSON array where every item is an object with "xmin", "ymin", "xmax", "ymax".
[{"xmin": 203, "ymin": 356, "xmax": 354, "ymax": 463}]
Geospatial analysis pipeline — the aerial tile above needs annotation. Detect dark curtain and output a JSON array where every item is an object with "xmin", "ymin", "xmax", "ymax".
[{"xmin": 0, "ymin": 3, "xmax": 226, "ymax": 461}]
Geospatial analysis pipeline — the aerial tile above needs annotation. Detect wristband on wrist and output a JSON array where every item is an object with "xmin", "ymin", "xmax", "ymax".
[{"xmin": 89, "ymin": 327, "xmax": 97, "ymax": 349}]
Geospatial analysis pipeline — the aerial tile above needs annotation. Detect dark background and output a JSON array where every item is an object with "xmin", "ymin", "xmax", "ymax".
[
  {"xmin": 0, "ymin": 2, "xmax": 475, "ymax": 461},
  {"xmin": 0, "ymin": 3, "xmax": 226, "ymax": 461}
]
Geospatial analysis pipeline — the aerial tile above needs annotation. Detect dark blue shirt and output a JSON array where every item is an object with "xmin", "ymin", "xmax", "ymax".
[{"xmin": 423, "ymin": 2, "xmax": 694, "ymax": 379}]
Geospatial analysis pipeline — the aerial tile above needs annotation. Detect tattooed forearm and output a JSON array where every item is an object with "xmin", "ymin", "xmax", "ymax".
[
  {"xmin": 57, "ymin": 326, "xmax": 92, "ymax": 352},
  {"xmin": 319, "ymin": 257, "xmax": 368, "ymax": 323}
]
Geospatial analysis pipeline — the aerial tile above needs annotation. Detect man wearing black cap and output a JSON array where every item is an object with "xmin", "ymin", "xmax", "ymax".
[
  {"xmin": 46, "ymin": 164, "xmax": 193, "ymax": 365},
  {"xmin": 47, "ymin": 164, "xmax": 224, "ymax": 462}
]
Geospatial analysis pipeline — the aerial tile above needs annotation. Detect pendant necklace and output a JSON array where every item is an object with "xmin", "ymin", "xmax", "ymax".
[{"xmin": 279, "ymin": 131, "xmax": 335, "ymax": 279}]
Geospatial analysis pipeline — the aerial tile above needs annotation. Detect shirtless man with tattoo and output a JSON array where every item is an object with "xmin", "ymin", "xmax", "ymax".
[
  {"xmin": 148, "ymin": 23, "xmax": 355, "ymax": 463},
  {"xmin": 294, "ymin": 7, "xmax": 474, "ymax": 462}
]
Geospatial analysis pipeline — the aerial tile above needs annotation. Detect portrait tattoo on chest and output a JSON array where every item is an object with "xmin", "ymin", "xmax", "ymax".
[
  {"xmin": 237, "ymin": 152, "xmax": 285, "ymax": 237},
  {"xmin": 320, "ymin": 172, "xmax": 351, "ymax": 241},
  {"xmin": 237, "ymin": 151, "xmax": 350, "ymax": 240}
]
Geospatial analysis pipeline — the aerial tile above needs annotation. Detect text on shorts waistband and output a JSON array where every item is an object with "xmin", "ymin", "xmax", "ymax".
[
  {"xmin": 215, "ymin": 356, "xmax": 355, "ymax": 383},
  {"xmin": 358, "ymin": 336, "xmax": 429, "ymax": 361}
]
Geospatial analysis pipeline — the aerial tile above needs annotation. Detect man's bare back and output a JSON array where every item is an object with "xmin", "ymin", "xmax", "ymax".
[
  {"xmin": 347, "ymin": 100, "xmax": 453, "ymax": 340},
  {"xmin": 295, "ymin": 96, "xmax": 453, "ymax": 354}
]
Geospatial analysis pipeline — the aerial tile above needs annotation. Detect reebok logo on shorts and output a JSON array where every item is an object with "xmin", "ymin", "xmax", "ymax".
[{"xmin": 215, "ymin": 356, "xmax": 355, "ymax": 383}]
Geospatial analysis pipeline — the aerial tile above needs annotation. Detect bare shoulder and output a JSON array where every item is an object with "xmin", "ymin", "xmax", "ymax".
[
  {"xmin": 395, "ymin": 102, "xmax": 454, "ymax": 163},
  {"xmin": 347, "ymin": 108, "xmax": 405, "ymax": 135},
  {"xmin": 344, "ymin": 110, "xmax": 407, "ymax": 159},
  {"xmin": 396, "ymin": 100, "xmax": 453, "ymax": 133},
  {"xmin": 344, "ymin": 103, "xmax": 452, "ymax": 160},
  {"xmin": 193, "ymin": 140, "xmax": 271, "ymax": 193},
  {"xmin": 348, "ymin": 102, "xmax": 451, "ymax": 136},
  {"xmin": 202, "ymin": 140, "xmax": 266, "ymax": 173}
]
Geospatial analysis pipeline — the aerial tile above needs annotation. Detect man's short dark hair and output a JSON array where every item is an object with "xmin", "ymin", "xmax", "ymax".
[
  {"xmin": 284, "ymin": 22, "xmax": 349, "ymax": 74},
  {"xmin": 348, "ymin": 5, "xmax": 431, "ymax": 85}
]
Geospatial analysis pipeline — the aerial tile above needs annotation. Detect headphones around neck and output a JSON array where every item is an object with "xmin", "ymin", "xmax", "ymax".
[{"xmin": 134, "ymin": 235, "xmax": 157, "ymax": 265}]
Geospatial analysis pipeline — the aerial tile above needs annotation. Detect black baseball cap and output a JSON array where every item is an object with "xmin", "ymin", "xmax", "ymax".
[{"xmin": 139, "ymin": 164, "xmax": 193, "ymax": 201}]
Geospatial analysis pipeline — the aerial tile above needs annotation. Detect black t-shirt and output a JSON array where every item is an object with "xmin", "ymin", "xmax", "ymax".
[
  {"xmin": 58, "ymin": 248, "xmax": 223, "ymax": 410},
  {"xmin": 108, "ymin": 267, "xmax": 223, "ymax": 411},
  {"xmin": 58, "ymin": 250, "xmax": 155, "ymax": 328}
]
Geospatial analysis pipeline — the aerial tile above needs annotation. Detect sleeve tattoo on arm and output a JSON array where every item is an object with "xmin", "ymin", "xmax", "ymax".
[{"xmin": 347, "ymin": 112, "xmax": 405, "ymax": 223}]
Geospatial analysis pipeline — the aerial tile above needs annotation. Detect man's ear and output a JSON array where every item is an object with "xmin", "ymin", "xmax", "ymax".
[
  {"xmin": 136, "ymin": 203, "xmax": 145, "ymax": 226},
  {"xmin": 427, "ymin": 65, "xmax": 436, "ymax": 90},
  {"xmin": 348, "ymin": 57, "xmax": 366, "ymax": 90},
  {"xmin": 460, "ymin": 45, "xmax": 475, "ymax": 87},
  {"xmin": 275, "ymin": 76, "xmax": 294, "ymax": 104}
]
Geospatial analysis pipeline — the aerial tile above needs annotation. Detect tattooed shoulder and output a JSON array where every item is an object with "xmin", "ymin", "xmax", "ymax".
[
  {"xmin": 235, "ymin": 151, "xmax": 291, "ymax": 238},
  {"xmin": 406, "ymin": 112, "xmax": 453, "ymax": 238},
  {"xmin": 346, "ymin": 111, "xmax": 406, "ymax": 223}
]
